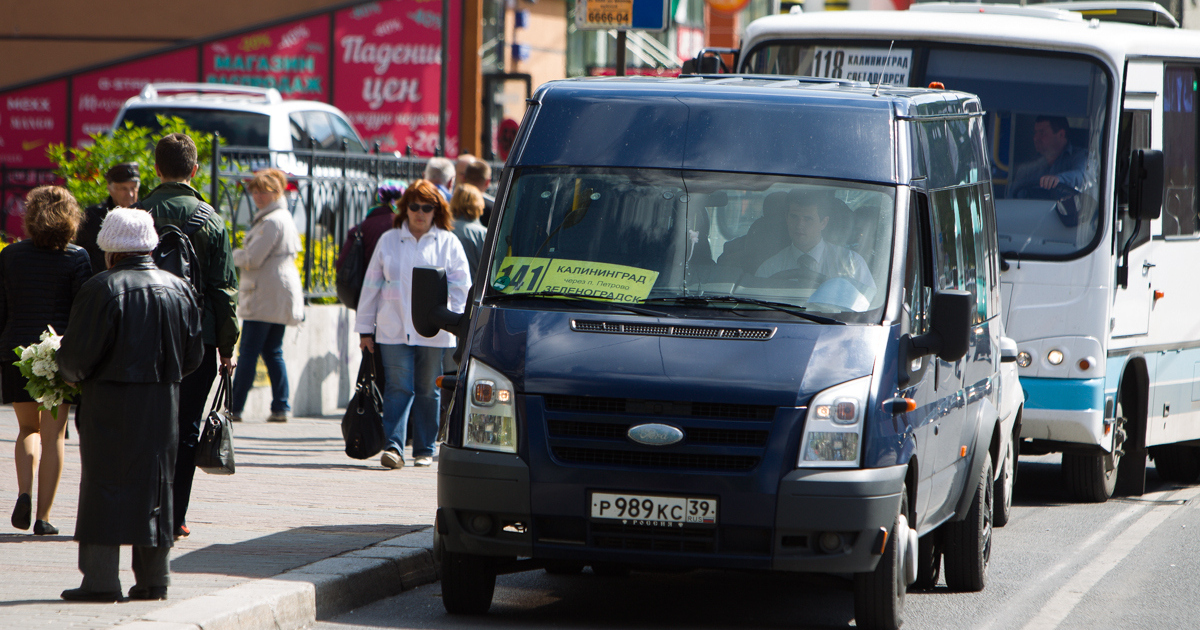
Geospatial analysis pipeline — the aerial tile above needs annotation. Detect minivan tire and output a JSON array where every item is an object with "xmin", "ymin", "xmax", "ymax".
[
  {"xmin": 441, "ymin": 548, "xmax": 497, "ymax": 615},
  {"xmin": 853, "ymin": 483, "xmax": 908, "ymax": 630},
  {"xmin": 994, "ymin": 433, "xmax": 1017, "ymax": 527},
  {"xmin": 943, "ymin": 453, "xmax": 992, "ymax": 592}
]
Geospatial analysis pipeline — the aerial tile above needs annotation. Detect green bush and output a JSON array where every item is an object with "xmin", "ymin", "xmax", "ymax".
[{"xmin": 47, "ymin": 116, "xmax": 218, "ymax": 209}]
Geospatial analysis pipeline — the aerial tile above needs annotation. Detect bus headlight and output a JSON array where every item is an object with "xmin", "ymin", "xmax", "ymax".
[
  {"xmin": 799, "ymin": 376, "xmax": 870, "ymax": 468},
  {"xmin": 464, "ymin": 359, "xmax": 517, "ymax": 453}
]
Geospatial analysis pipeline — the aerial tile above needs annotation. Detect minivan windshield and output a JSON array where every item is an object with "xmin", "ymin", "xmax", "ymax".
[
  {"xmin": 743, "ymin": 43, "xmax": 1110, "ymax": 259},
  {"xmin": 119, "ymin": 107, "xmax": 271, "ymax": 147},
  {"xmin": 488, "ymin": 168, "xmax": 896, "ymax": 323}
]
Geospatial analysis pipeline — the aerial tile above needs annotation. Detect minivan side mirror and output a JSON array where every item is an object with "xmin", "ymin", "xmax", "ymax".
[
  {"xmin": 909, "ymin": 290, "xmax": 972, "ymax": 363},
  {"xmin": 412, "ymin": 267, "xmax": 467, "ymax": 339},
  {"xmin": 1000, "ymin": 336, "xmax": 1019, "ymax": 364},
  {"xmin": 1128, "ymin": 149, "xmax": 1163, "ymax": 221}
]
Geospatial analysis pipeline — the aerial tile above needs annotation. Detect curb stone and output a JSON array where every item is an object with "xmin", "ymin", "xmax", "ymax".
[{"xmin": 110, "ymin": 528, "xmax": 439, "ymax": 630}]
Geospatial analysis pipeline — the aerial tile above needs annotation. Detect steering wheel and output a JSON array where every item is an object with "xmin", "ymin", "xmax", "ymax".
[
  {"xmin": 1011, "ymin": 181, "xmax": 1078, "ymax": 201},
  {"xmin": 769, "ymin": 266, "xmax": 828, "ymax": 288}
]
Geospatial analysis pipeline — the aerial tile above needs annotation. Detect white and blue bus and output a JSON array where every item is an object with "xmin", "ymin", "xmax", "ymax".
[{"xmin": 722, "ymin": 1, "xmax": 1200, "ymax": 502}]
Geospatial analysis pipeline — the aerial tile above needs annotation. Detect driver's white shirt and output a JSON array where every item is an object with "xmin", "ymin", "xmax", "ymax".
[{"xmin": 755, "ymin": 240, "xmax": 875, "ymax": 291}]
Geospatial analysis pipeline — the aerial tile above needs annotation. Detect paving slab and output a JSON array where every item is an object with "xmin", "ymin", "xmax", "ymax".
[{"xmin": 0, "ymin": 408, "xmax": 439, "ymax": 629}]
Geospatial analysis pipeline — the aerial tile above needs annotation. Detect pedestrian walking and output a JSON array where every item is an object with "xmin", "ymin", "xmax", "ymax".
[
  {"xmin": 75, "ymin": 162, "xmax": 140, "ymax": 275},
  {"xmin": 448, "ymin": 184, "xmax": 487, "ymax": 279},
  {"xmin": 229, "ymin": 168, "xmax": 304, "ymax": 423},
  {"xmin": 424, "ymin": 157, "xmax": 455, "ymax": 201},
  {"xmin": 135, "ymin": 132, "xmax": 239, "ymax": 540},
  {"xmin": 57, "ymin": 208, "xmax": 204, "ymax": 602},
  {"xmin": 4, "ymin": 186, "xmax": 92, "ymax": 536},
  {"xmin": 355, "ymin": 180, "xmax": 469, "ymax": 469},
  {"xmin": 338, "ymin": 181, "xmax": 404, "ymax": 391}
]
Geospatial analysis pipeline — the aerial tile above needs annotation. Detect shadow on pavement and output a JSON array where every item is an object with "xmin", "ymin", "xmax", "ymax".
[
  {"xmin": 170, "ymin": 523, "xmax": 425, "ymax": 578},
  {"xmin": 1014, "ymin": 454, "xmax": 1177, "ymax": 508}
]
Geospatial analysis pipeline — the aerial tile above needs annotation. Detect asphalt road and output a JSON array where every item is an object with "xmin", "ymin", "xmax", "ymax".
[{"xmin": 317, "ymin": 454, "xmax": 1200, "ymax": 630}]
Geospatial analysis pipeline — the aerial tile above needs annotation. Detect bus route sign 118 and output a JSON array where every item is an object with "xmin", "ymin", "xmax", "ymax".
[{"xmin": 575, "ymin": 0, "xmax": 668, "ymax": 31}]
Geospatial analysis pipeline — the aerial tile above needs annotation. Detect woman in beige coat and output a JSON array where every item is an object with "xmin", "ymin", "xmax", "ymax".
[{"xmin": 229, "ymin": 169, "xmax": 304, "ymax": 422}]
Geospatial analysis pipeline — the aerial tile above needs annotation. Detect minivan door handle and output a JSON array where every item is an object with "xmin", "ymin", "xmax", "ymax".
[{"xmin": 1143, "ymin": 261, "xmax": 1156, "ymax": 271}]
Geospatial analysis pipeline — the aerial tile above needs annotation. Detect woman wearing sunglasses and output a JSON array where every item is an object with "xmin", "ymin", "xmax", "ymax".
[{"xmin": 355, "ymin": 179, "xmax": 470, "ymax": 469}]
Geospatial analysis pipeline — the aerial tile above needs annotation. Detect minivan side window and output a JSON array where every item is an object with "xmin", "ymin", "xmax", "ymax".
[
  {"xmin": 930, "ymin": 186, "xmax": 987, "ymax": 323},
  {"xmin": 905, "ymin": 195, "xmax": 932, "ymax": 336},
  {"xmin": 289, "ymin": 113, "xmax": 311, "ymax": 150}
]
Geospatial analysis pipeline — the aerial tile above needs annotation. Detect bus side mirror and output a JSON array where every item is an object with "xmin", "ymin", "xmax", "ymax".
[
  {"xmin": 412, "ymin": 267, "xmax": 466, "ymax": 339},
  {"xmin": 1129, "ymin": 149, "xmax": 1163, "ymax": 221},
  {"xmin": 910, "ymin": 290, "xmax": 972, "ymax": 363}
]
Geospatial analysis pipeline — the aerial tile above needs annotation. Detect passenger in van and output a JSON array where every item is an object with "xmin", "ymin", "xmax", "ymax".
[
  {"xmin": 755, "ymin": 190, "xmax": 875, "ymax": 292},
  {"xmin": 1008, "ymin": 116, "xmax": 1090, "ymax": 198}
]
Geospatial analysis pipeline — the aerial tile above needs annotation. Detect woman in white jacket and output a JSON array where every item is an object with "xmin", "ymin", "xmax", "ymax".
[
  {"xmin": 356, "ymin": 179, "xmax": 469, "ymax": 468},
  {"xmin": 229, "ymin": 169, "xmax": 304, "ymax": 422}
]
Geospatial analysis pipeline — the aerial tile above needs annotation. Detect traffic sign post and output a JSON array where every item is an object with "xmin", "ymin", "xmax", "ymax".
[{"xmin": 575, "ymin": 0, "xmax": 668, "ymax": 76}]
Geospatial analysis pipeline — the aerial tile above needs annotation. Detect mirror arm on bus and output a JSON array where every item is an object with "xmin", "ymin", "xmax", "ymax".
[
  {"xmin": 411, "ymin": 266, "xmax": 472, "ymax": 364},
  {"xmin": 898, "ymin": 290, "xmax": 972, "ymax": 386},
  {"xmin": 1117, "ymin": 149, "xmax": 1164, "ymax": 288}
]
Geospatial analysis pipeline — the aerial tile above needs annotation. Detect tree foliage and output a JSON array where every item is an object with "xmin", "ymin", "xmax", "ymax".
[{"xmin": 46, "ymin": 116, "xmax": 219, "ymax": 208}]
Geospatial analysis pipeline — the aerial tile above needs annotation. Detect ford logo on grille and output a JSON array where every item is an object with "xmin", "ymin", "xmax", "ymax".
[{"xmin": 627, "ymin": 423, "xmax": 684, "ymax": 446}]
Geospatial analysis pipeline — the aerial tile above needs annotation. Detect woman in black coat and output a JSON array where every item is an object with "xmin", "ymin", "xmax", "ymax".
[
  {"xmin": 57, "ymin": 207, "xmax": 204, "ymax": 601},
  {"xmin": 4, "ymin": 186, "xmax": 91, "ymax": 536}
]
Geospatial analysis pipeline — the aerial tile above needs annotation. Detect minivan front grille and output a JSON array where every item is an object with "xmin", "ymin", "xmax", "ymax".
[
  {"xmin": 551, "ymin": 446, "xmax": 760, "ymax": 472},
  {"xmin": 544, "ymin": 394, "xmax": 774, "ymax": 420},
  {"xmin": 571, "ymin": 319, "xmax": 774, "ymax": 340},
  {"xmin": 548, "ymin": 420, "xmax": 768, "ymax": 446}
]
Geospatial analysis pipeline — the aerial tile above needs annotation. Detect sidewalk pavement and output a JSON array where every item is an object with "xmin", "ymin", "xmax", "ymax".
[{"xmin": 0, "ymin": 407, "xmax": 440, "ymax": 630}]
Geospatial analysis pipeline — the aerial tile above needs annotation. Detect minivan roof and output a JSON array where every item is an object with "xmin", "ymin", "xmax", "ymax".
[{"xmin": 517, "ymin": 76, "xmax": 978, "ymax": 184}]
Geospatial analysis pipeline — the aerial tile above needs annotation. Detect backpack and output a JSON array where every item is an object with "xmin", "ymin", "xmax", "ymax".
[
  {"xmin": 152, "ymin": 203, "xmax": 213, "ymax": 303},
  {"xmin": 336, "ymin": 227, "xmax": 367, "ymax": 309}
]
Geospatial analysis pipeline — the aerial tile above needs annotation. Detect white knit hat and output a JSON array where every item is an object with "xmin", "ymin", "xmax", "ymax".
[{"xmin": 97, "ymin": 207, "xmax": 159, "ymax": 253}]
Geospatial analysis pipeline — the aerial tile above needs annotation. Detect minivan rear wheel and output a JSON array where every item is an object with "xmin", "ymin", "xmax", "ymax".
[
  {"xmin": 943, "ymin": 453, "xmax": 992, "ymax": 592},
  {"xmin": 853, "ymin": 483, "xmax": 909, "ymax": 630},
  {"xmin": 993, "ymin": 431, "xmax": 1017, "ymax": 527}
]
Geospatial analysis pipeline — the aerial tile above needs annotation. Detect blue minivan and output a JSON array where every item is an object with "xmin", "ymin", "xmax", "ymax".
[{"xmin": 414, "ymin": 75, "xmax": 1018, "ymax": 629}]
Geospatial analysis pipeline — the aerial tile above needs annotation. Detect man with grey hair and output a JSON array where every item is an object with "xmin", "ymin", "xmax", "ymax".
[{"xmin": 424, "ymin": 156, "xmax": 455, "ymax": 200}]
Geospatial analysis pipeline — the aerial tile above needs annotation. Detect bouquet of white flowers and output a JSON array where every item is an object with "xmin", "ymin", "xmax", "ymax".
[{"xmin": 13, "ymin": 326, "xmax": 78, "ymax": 419}]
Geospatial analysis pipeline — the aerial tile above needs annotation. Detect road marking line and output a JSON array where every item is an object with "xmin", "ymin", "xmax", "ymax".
[{"xmin": 1019, "ymin": 486, "xmax": 1200, "ymax": 630}]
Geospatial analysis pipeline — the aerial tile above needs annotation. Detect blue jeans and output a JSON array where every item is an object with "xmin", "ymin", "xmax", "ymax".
[
  {"xmin": 230, "ymin": 321, "xmax": 290, "ymax": 414},
  {"xmin": 378, "ymin": 343, "xmax": 443, "ymax": 458}
]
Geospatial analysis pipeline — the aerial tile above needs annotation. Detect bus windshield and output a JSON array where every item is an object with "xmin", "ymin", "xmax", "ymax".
[
  {"xmin": 743, "ymin": 43, "xmax": 1110, "ymax": 259},
  {"xmin": 488, "ymin": 168, "xmax": 896, "ymax": 323}
]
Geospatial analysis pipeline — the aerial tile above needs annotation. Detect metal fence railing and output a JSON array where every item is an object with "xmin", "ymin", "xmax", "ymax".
[{"xmin": 212, "ymin": 141, "xmax": 504, "ymax": 299}]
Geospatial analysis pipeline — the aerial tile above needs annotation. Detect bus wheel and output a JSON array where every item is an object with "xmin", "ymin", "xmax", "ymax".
[
  {"xmin": 441, "ymin": 547, "xmax": 497, "ymax": 615},
  {"xmin": 1062, "ymin": 451, "xmax": 1119, "ymax": 502},
  {"xmin": 854, "ymin": 482, "xmax": 909, "ymax": 630},
  {"xmin": 943, "ymin": 452, "xmax": 992, "ymax": 592},
  {"xmin": 1150, "ymin": 444, "xmax": 1200, "ymax": 484}
]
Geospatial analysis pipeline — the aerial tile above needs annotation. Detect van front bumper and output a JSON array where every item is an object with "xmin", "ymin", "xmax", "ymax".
[
  {"xmin": 772, "ymin": 464, "xmax": 906, "ymax": 573},
  {"xmin": 438, "ymin": 446, "xmax": 905, "ymax": 574}
]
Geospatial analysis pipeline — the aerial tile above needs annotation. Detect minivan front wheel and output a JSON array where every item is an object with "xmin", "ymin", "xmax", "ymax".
[
  {"xmin": 440, "ymin": 546, "xmax": 497, "ymax": 615},
  {"xmin": 943, "ymin": 452, "xmax": 992, "ymax": 592},
  {"xmin": 853, "ymin": 483, "xmax": 909, "ymax": 630}
]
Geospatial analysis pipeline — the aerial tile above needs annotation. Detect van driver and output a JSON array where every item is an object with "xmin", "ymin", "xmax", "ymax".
[{"xmin": 755, "ymin": 190, "xmax": 875, "ymax": 293}]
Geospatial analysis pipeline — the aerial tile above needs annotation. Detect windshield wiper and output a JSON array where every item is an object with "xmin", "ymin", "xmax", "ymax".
[
  {"xmin": 641, "ymin": 296, "xmax": 844, "ymax": 325},
  {"xmin": 487, "ymin": 291, "xmax": 671, "ymax": 317}
]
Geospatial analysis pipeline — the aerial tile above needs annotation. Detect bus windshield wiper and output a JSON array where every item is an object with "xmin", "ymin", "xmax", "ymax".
[
  {"xmin": 641, "ymin": 296, "xmax": 844, "ymax": 325},
  {"xmin": 487, "ymin": 290, "xmax": 671, "ymax": 317}
]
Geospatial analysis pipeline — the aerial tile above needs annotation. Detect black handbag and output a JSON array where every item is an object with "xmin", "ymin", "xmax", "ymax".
[
  {"xmin": 342, "ymin": 352, "xmax": 386, "ymax": 460},
  {"xmin": 336, "ymin": 227, "xmax": 367, "ymax": 309},
  {"xmin": 196, "ymin": 372, "xmax": 236, "ymax": 475}
]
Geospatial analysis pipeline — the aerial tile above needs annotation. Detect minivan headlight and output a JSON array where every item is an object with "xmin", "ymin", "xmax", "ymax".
[
  {"xmin": 464, "ymin": 359, "xmax": 517, "ymax": 453},
  {"xmin": 798, "ymin": 376, "xmax": 870, "ymax": 468}
]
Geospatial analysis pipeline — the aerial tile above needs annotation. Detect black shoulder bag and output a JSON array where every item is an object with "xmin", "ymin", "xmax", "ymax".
[
  {"xmin": 342, "ymin": 352, "xmax": 386, "ymax": 459},
  {"xmin": 196, "ymin": 371, "xmax": 236, "ymax": 475}
]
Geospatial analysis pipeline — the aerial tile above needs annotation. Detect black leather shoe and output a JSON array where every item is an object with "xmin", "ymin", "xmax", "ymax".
[
  {"xmin": 128, "ymin": 585, "xmax": 168, "ymax": 600},
  {"xmin": 61, "ymin": 588, "xmax": 126, "ymax": 602},
  {"xmin": 11, "ymin": 493, "xmax": 31, "ymax": 530},
  {"xmin": 33, "ymin": 520, "xmax": 58, "ymax": 536}
]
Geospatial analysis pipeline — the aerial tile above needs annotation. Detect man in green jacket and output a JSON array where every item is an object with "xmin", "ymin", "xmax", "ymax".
[{"xmin": 136, "ymin": 133, "xmax": 239, "ymax": 540}]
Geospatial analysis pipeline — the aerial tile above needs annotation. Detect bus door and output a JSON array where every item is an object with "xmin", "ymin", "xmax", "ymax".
[{"xmin": 1111, "ymin": 60, "xmax": 1160, "ymax": 338}]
